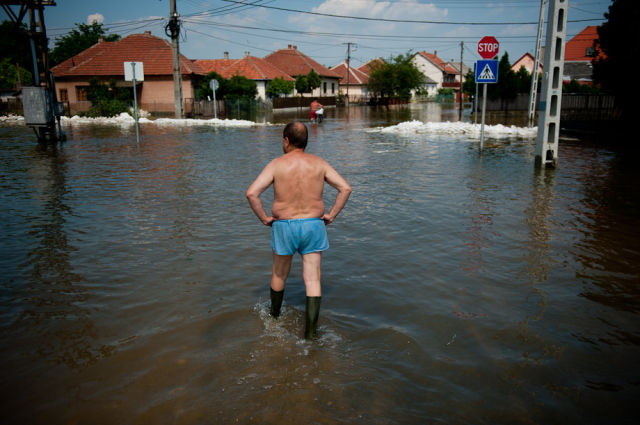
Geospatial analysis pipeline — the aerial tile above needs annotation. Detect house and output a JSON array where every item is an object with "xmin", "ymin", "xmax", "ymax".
[
  {"xmin": 330, "ymin": 60, "xmax": 370, "ymax": 102},
  {"xmin": 357, "ymin": 58, "xmax": 384, "ymax": 76},
  {"xmin": 410, "ymin": 51, "xmax": 457, "ymax": 96},
  {"xmin": 511, "ymin": 52, "xmax": 544, "ymax": 75},
  {"xmin": 52, "ymin": 31, "xmax": 205, "ymax": 115},
  {"xmin": 563, "ymin": 26, "xmax": 604, "ymax": 85},
  {"xmin": 263, "ymin": 45, "xmax": 341, "ymax": 97},
  {"xmin": 195, "ymin": 53, "xmax": 295, "ymax": 101}
]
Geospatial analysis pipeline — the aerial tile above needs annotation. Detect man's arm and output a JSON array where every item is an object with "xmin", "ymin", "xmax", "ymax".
[
  {"xmin": 246, "ymin": 162, "xmax": 276, "ymax": 226},
  {"xmin": 321, "ymin": 163, "xmax": 352, "ymax": 225}
]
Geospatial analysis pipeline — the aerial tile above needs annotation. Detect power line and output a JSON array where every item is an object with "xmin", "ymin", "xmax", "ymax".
[{"xmin": 221, "ymin": 0, "xmax": 605, "ymax": 25}]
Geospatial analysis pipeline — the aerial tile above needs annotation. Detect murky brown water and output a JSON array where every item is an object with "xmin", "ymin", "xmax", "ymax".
[{"xmin": 1, "ymin": 104, "xmax": 639, "ymax": 424}]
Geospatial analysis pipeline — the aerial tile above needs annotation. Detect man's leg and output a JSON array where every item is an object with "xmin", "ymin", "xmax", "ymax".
[
  {"xmin": 302, "ymin": 252, "xmax": 322, "ymax": 338},
  {"xmin": 270, "ymin": 253, "xmax": 292, "ymax": 317}
]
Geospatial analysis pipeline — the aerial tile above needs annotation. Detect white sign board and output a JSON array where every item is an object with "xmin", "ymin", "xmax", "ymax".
[
  {"xmin": 124, "ymin": 62, "xmax": 144, "ymax": 81},
  {"xmin": 209, "ymin": 79, "xmax": 219, "ymax": 91}
]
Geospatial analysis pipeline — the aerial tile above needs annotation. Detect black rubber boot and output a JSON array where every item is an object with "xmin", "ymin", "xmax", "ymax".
[
  {"xmin": 270, "ymin": 288, "xmax": 284, "ymax": 318},
  {"xmin": 305, "ymin": 296, "xmax": 321, "ymax": 339}
]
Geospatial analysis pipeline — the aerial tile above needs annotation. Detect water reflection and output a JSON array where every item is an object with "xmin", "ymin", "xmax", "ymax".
[{"xmin": 6, "ymin": 143, "xmax": 115, "ymax": 368}]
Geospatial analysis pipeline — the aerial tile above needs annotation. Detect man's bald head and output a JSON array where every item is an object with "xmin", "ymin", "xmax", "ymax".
[{"xmin": 283, "ymin": 122, "xmax": 308, "ymax": 149}]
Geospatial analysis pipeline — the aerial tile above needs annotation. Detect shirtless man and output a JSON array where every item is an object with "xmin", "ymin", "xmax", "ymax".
[{"xmin": 246, "ymin": 122, "xmax": 351, "ymax": 339}]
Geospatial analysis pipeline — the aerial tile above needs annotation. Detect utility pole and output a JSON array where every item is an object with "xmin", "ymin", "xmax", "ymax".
[
  {"xmin": 535, "ymin": 0, "xmax": 568, "ymax": 168},
  {"xmin": 1, "ymin": 0, "xmax": 64, "ymax": 142},
  {"xmin": 343, "ymin": 42, "xmax": 356, "ymax": 107},
  {"xmin": 168, "ymin": 0, "xmax": 184, "ymax": 119},
  {"xmin": 528, "ymin": 0, "xmax": 547, "ymax": 127},
  {"xmin": 459, "ymin": 41, "xmax": 464, "ymax": 120}
]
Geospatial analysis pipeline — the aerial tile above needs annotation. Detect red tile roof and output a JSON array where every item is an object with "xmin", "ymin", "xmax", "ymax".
[
  {"xmin": 263, "ymin": 46, "xmax": 341, "ymax": 78},
  {"xmin": 417, "ymin": 51, "xmax": 459, "ymax": 75},
  {"xmin": 225, "ymin": 56, "xmax": 295, "ymax": 81},
  {"xmin": 195, "ymin": 59, "xmax": 236, "ymax": 75},
  {"xmin": 52, "ymin": 33, "xmax": 205, "ymax": 78},
  {"xmin": 331, "ymin": 62, "xmax": 369, "ymax": 85},
  {"xmin": 565, "ymin": 26, "xmax": 605, "ymax": 61},
  {"xmin": 358, "ymin": 58, "xmax": 384, "ymax": 75}
]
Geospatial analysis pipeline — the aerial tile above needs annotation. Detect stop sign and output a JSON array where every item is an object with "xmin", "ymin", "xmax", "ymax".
[{"xmin": 478, "ymin": 36, "xmax": 499, "ymax": 59}]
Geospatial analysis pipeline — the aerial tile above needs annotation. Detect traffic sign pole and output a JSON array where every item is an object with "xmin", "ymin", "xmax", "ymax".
[{"xmin": 476, "ymin": 37, "xmax": 499, "ymax": 155}]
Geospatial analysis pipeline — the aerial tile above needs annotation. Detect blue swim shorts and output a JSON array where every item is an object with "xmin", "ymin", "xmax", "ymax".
[{"xmin": 271, "ymin": 218, "xmax": 329, "ymax": 255}]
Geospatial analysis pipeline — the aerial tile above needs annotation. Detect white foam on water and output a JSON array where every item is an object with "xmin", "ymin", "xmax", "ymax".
[
  {"xmin": 369, "ymin": 120, "xmax": 538, "ymax": 139},
  {"xmin": 2, "ymin": 112, "xmax": 262, "ymax": 128},
  {"xmin": 0, "ymin": 114, "xmax": 25, "ymax": 125}
]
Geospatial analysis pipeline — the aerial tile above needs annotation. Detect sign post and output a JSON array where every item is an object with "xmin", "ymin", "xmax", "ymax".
[
  {"xmin": 475, "ymin": 37, "xmax": 499, "ymax": 154},
  {"xmin": 209, "ymin": 79, "xmax": 219, "ymax": 119},
  {"xmin": 124, "ymin": 62, "xmax": 144, "ymax": 145}
]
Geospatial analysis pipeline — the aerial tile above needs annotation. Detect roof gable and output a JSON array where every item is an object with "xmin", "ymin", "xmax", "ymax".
[
  {"xmin": 263, "ymin": 46, "xmax": 341, "ymax": 79},
  {"xmin": 331, "ymin": 62, "xmax": 369, "ymax": 85},
  {"xmin": 52, "ymin": 33, "xmax": 205, "ymax": 78},
  {"xmin": 416, "ymin": 51, "xmax": 457, "ymax": 74},
  {"xmin": 565, "ymin": 26, "xmax": 605, "ymax": 62}
]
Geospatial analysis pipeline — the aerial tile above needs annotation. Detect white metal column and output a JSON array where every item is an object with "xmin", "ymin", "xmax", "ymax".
[
  {"xmin": 535, "ymin": 0, "xmax": 568, "ymax": 168},
  {"xmin": 528, "ymin": 0, "xmax": 547, "ymax": 127}
]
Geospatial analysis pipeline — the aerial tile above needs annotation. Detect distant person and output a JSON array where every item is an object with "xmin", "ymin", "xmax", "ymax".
[
  {"xmin": 246, "ymin": 122, "xmax": 351, "ymax": 339},
  {"xmin": 310, "ymin": 98, "xmax": 323, "ymax": 123}
]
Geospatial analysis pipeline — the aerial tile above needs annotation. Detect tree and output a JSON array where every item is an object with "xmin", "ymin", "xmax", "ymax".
[
  {"xmin": 225, "ymin": 75, "xmax": 257, "ymax": 99},
  {"xmin": 487, "ymin": 52, "xmax": 517, "ymax": 100},
  {"xmin": 295, "ymin": 70, "xmax": 321, "ymax": 95},
  {"xmin": 514, "ymin": 66, "xmax": 532, "ymax": 94},
  {"xmin": 367, "ymin": 52, "xmax": 425, "ymax": 100},
  {"xmin": 266, "ymin": 77, "xmax": 294, "ymax": 98},
  {"xmin": 593, "ymin": 0, "xmax": 637, "ymax": 121},
  {"xmin": 0, "ymin": 21, "xmax": 32, "ymax": 79},
  {"xmin": 195, "ymin": 72, "xmax": 226, "ymax": 100},
  {"xmin": 50, "ymin": 22, "xmax": 120, "ymax": 65},
  {"xmin": 0, "ymin": 57, "xmax": 32, "ymax": 90},
  {"xmin": 85, "ymin": 77, "xmax": 131, "ymax": 117},
  {"xmin": 462, "ymin": 69, "xmax": 476, "ymax": 97}
]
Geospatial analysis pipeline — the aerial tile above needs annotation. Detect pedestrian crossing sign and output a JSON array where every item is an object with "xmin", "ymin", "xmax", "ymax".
[{"xmin": 475, "ymin": 59, "xmax": 498, "ymax": 83}]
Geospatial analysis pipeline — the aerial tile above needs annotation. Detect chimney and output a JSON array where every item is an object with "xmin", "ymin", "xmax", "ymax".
[
  {"xmin": 245, "ymin": 51, "xmax": 250, "ymax": 57},
  {"xmin": 144, "ymin": 30, "xmax": 151, "ymax": 35},
  {"xmin": 434, "ymin": 50, "xmax": 437, "ymax": 56},
  {"xmin": 224, "ymin": 51, "xmax": 229, "ymax": 60},
  {"xmin": 293, "ymin": 45, "xmax": 297, "ymax": 50},
  {"xmin": 288, "ymin": 44, "xmax": 292, "ymax": 49},
  {"xmin": 98, "ymin": 37, "xmax": 104, "ymax": 43}
]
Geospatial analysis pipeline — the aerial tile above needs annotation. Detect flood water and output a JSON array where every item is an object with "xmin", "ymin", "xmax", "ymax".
[{"xmin": 1, "ymin": 104, "xmax": 639, "ymax": 424}]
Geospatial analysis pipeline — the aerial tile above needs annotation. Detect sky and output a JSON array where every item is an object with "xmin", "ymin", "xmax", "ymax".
[{"xmin": 4, "ymin": 0, "xmax": 613, "ymax": 69}]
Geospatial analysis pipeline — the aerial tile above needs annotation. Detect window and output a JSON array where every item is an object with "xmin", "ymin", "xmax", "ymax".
[
  {"xmin": 76, "ymin": 86, "xmax": 88, "ymax": 101},
  {"xmin": 323, "ymin": 82, "xmax": 327, "ymax": 94},
  {"xmin": 59, "ymin": 89, "xmax": 68, "ymax": 102},
  {"xmin": 331, "ymin": 83, "xmax": 335, "ymax": 94},
  {"xmin": 586, "ymin": 47, "xmax": 595, "ymax": 57}
]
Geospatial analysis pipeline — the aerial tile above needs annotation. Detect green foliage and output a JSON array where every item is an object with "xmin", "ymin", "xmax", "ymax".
[
  {"xmin": 514, "ymin": 66, "xmax": 532, "ymax": 94},
  {"xmin": 266, "ymin": 77, "xmax": 294, "ymax": 98},
  {"xmin": 295, "ymin": 70, "xmax": 321, "ymax": 94},
  {"xmin": 50, "ymin": 22, "xmax": 120, "ymax": 65},
  {"xmin": 84, "ymin": 77, "xmax": 131, "ymax": 117},
  {"xmin": 194, "ymin": 72, "xmax": 257, "ymax": 100},
  {"xmin": 195, "ymin": 72, "xmax": 225, "ymax": 100},
  {"xmin": 225, "ymin": 75, "xmax": 258, "ymax": 99},
  {"xmin": 0, "ymin": 21, "xmax": 32, "ymax": 77},
  {"xmin": 563, "ymin": 79, "xmax": 599, "ymax": 94},
  {"xmin": 0, "ymin": 57, "xmax": 32, "ymax": 90},
  {"xmin": 488, "ymin": 52, "xmax": 518, "ymax": 100},
  {"xmin": 367, "ymin": 52, "xmax": 425, "ymax": 99},
  {"xmin": 462, "ymin": 69, "xmax": 476, "ymax": 96},
  {"xmin": 593, "ymin": 0, "xmax": 635, "ymax": 120}
]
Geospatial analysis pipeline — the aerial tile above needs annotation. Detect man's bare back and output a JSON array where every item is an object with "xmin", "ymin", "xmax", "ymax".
[{"xmin": 246, "ymin": 125, "xmax": 351, "ymax": 226}]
